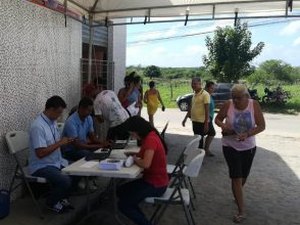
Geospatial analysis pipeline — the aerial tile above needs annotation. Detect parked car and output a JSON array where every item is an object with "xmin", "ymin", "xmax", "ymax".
[{"xmin": 176, "ymin": 83, "xmax": 233, "ymax": 111}]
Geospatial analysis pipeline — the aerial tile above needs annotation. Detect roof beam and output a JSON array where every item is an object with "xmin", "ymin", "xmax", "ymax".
[
  {"xmin": 67, "ymin": 0, "xmax": 90, "ymax": 13},
  {"xmin": 92, "ymin": 14, "xmax": 300, "ymax": 27},
  {"xmin": 92, "ymin": 0, "xmax": 288, "ymax": 14}
]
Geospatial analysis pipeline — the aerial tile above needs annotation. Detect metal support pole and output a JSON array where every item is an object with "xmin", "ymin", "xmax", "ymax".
[{"xmin": 88, "ymin": 15, "xmax": 94, "ymax": 84}]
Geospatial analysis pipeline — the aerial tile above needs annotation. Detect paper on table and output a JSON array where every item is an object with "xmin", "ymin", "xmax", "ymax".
[
  {"xmin": 99, "ymin": 159, "xmax": 124, "ymax": 170},
  {"xmin": 80, "ymin": 161, "xmax": 99, "ymax": 168}
]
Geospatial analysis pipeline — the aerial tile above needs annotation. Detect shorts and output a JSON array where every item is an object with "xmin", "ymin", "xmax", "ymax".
[
  {"xmin": 192, "ymin": 120, "xmax": 215, "ymax": 136},
  {"xmin": 223, "ymin": 146, "xmax": 256, "ymax": 179}
]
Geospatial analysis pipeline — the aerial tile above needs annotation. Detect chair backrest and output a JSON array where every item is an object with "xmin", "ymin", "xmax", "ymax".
[
  {"xmin": 5, "ymin": 131, "xmax": 29, "ymax": 154},
  {"xmin": 183, "ymin": 136, "xmax": 202, "ymax": 156},
  {"xmin": 57, "ymin": 122, "xmax": 64, "ymax": 135},
  {"xmin": 184, "ymin": 148, "xmax": 202, "ymax": 166},
  {"xmin": 183, "ymin": 150, "xmax": 205, "ymax": 178},
  {"xmin": 160, "ymin": 121, "xmax": 169, "ymax": 139}
]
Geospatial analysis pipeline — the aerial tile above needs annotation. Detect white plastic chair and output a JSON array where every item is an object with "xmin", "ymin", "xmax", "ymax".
[
  {"xmin": 167, "ymin": 136, "xmax": 202, "ymax": 200},
  {"xmin": 145, "ymin": 150, "xmax": 205, "ymax": 225},
  {"xmin": 167, "ymin": 136, "xmax": 201, "ymax": 175},
  {"xmin": 6, "ymin": 131, "xmax": 47, "ymax": 219}
]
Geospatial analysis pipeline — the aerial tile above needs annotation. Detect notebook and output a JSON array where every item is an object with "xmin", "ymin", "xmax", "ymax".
[{"xmin": 85, "ymin": 148, "xmax": 112, "ymax": 161}]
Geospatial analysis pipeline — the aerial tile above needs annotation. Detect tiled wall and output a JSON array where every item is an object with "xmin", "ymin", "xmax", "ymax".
[{"xmin": 0, "ymin": 0, "xmax": 82, "ymax": 192}]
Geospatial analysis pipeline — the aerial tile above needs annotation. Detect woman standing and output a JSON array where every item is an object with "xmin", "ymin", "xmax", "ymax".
[
  {"xmin": 215, "ymin": 84, "xmax": 265, "ymax": 223},
  {"xmin": 117, "ymin": 116, "xmax": 168, "ymax": 225},
  {"xmin": 144, "ymin": 81, "xmax": 165, "ymax": 127}
]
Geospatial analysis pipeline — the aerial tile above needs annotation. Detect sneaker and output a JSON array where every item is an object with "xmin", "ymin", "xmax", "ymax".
[
  {"xmin": 61, "ymin": 199, "xmax": 75, "ymax": 210},
  {"xmin": 47, "ymin": 201, "xmax": 67, "ymax": 214}
]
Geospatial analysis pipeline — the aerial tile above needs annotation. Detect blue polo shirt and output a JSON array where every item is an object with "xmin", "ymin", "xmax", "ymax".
[
  {"xmin": 62, "ymin": 112, "xmax": 94, "ymax": 153},
  {"xmin": 209, "ymin": 96, "xmax": 215, "ymax": 119},
  {"xmin": 28, "ymin": 113, "xmax": 67, "ymax": 174}
]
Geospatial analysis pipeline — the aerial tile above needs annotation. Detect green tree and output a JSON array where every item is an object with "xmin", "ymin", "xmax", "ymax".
[
  {"xmin": 259, "ymin": 60, "xmax": 294, "ymax": 84},
  {"xmin": 143, "ymin": 65, "xmax": 162, "ymax": 78},
  {"xmin": 203, "ymin": 22, "xmax": 264, "ymax": 82}
]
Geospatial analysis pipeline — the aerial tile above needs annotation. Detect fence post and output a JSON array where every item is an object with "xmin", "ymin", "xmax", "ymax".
[{"xmin": 170, "ymin": 78, "xmax": 173, "ymax": 100}]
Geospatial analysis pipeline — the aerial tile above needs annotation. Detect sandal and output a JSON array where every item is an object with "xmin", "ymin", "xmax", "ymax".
[{"xmin": 233, "ymin": 214, "xmax": 246, "ymax": 223}]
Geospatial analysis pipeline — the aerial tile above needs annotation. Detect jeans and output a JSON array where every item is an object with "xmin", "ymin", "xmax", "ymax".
[
  {"xmin": 117, "ymin": 179, "xmax": 167, "ymax": 225},
  {"xmin": 33, "ymin": 166, "xmax": 74, "ymax": 206}
]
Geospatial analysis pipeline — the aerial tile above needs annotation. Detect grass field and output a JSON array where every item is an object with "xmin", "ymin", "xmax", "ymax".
[{"xmin": 142, "ymin": 79, "xmax": 300, "ymax": 114}]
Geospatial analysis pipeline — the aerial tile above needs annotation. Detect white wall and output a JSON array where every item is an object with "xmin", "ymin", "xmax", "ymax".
[
  {"xmin": 0, "ymin": 0, "xmax": 82, "ymax": 191},
  {"xmin": 108, "ymin": 21, "xmax": 127, "ymax": 93}
]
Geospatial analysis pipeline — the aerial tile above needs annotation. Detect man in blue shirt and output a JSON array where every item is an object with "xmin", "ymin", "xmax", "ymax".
[
  {"xmin": 62, "ymin": 97, "xmax": 109, "ymax": 161},
  {"xmin": 29, "ymin": 96, "xmax": 75, "ymax": 213},
  {"xmin": 204, "ymin": 81, "xmax": 216, "ymax": 156}
]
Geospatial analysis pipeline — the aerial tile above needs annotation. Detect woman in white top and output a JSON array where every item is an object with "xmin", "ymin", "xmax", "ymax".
[{"xmin": 215, "ymin": 84, "xmax": 265, "ymax": 223}]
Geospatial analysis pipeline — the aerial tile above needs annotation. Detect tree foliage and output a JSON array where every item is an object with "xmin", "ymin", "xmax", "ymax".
[
  {"xmin": 143, "ymin": 65, "xmax": 162, "ymax": 78},
  {"xmin": 203, "ymin": 22, "xmax": 264, "ymax": 83},
  {"xmin": 258, "ymin": 60, "xmax": 295, "ymax": 84}
]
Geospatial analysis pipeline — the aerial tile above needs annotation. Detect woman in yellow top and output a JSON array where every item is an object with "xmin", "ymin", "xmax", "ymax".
[{"xmin": 144, "ymin": 81, "xmax": 165, "ymax": 127}]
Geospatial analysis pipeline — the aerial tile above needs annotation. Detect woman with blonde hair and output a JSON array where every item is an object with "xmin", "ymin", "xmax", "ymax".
[{"xmin": 215, "ymin": 84, "xmax": 265, "ymax": 223}]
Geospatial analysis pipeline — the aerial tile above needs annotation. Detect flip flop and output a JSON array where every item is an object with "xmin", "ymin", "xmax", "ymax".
[{"xmin": 233, "ymin": 214, "xmax": 246, "ymax": 223}]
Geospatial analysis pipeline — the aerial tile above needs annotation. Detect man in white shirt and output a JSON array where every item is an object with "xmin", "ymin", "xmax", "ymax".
[{"xmin": 94, "ymin": 89, "xmax": 130, "ymax": 140}]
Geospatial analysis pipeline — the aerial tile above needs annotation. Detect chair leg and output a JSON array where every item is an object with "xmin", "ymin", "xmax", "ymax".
[
  {"xmin": 189, "ymin": 196, "xmax": 195, "ymax": 211},
  {"xmin": 188, "ymin": 177, "xmax": 196, "ymax": 199},
  {"xmin": 22, "ymin": 176, "xmax": 44, "ymax": 219},
  {"xmin": 150, "ymin": 204, "xmax": 162, "ymax": 223},
  {"xmin": 188, "ymin": 204, "xmax": 196, "ymax": 225},
  {"xmin": 182, "ymin": 201, "xmax": 192, "ymax": 225}
]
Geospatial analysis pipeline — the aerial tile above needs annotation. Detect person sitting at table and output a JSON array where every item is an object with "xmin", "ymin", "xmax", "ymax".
[
  {"xmin": 62, "ymin": 97, "xmax": 110, "ymax": 162},
  {"xmin": 117, "ymin": 116, "xmax": 169, "ymax": 225},
  {"xmin": 28, "ymin": 96, "xmax": 76, "ymax": 213}
]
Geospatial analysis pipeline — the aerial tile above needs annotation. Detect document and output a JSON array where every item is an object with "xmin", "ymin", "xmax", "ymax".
[
  {"xmin": 80, "ymin": 161, "xmax": 99, "ymax": 168},
  {"xmin": 99, "ymin": 159, "xmax": 124, "ymax": 170}
]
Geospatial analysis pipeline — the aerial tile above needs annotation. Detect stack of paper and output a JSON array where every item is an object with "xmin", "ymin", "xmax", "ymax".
[{"xmin": 99, "ymin": 159, "xmax": 124, "ymax": 170}]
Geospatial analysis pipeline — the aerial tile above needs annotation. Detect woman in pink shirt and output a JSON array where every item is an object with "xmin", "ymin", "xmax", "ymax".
[{"xmin": 215, "ymin": 84, "xmax": 265, "ymax": 223}]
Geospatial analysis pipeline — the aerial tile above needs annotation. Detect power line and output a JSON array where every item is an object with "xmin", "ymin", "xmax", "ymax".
[{"xmin": 127, "ymin": 18, "xmax": 300, "ymax": 46}]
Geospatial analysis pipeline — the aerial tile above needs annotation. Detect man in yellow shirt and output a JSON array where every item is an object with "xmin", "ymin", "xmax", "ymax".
[{"xmin": 182, "ymin": 78, "xmax": 211, "ymax": 154}]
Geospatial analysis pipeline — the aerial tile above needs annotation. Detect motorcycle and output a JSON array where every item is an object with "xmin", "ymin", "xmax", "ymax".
[
  {"xmin": 248, "ymin": 88, "xmax": 260, "ymax": 101},
  {"xmin": 262, "ymin": 86, "xmax": 291, "ymax": 104}
]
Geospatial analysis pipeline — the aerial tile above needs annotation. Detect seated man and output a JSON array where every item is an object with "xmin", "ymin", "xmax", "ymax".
[
  {"xmin": 62, "ymin": 97, "xmax": 108, "ymax": 161},
  {"xmin": 28, "ymin": 96, "xmax": 76, "ymax": 213}
]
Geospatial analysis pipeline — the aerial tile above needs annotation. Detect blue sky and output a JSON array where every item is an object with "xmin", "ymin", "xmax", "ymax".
[{"xmin": 126, "ymin": 19, "xmax": 300, "ymax": 68}]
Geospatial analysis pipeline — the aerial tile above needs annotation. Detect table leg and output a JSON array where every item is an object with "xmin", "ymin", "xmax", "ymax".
[
  {"xmin": 112, "ymin": 178, "xmax": 126, "ymax": 225},
  {"xmin": 85, "ymin": 176, "xmax": 91, "ymax": 213}
]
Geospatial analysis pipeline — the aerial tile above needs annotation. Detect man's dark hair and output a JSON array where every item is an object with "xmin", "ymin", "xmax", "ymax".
[
  {"xmin": 45, "ymin": 96, "xmax": 67, "ymax": 109},
  {"xmin": 124, "ymin": 75, "xmax": 134, "ymax": 83},
  {"xmin": 205, "ymin": 81, "xmax": 215, "ymax": 89},
  {"xmin": 149, "ymin": 81, "xmax": 155, "ymax": 88},
  {"xmin": 133, "ymin": 75, "xmax": 142, "ymax": 84},
  {"xmin": 78, "ymin": 97, "xmax": 93, "ymax": 109},
  {"xmin": 123, "ymin": 116, "xmax": 168, "ymax": 154}
]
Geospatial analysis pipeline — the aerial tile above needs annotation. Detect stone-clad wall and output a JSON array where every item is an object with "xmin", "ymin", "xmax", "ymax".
[{"xmin": 0, "ymin": 0, "xmax": 82, "ymax": 193}]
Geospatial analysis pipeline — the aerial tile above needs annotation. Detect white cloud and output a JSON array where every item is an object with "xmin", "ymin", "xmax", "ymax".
[
  {"xmin": 183, "ymin": 45, "xmax": 207, "ymax": 56},
  {"xmin": 280, "ymin": 20, "xmax": 300, "ymax": 36},
  {"xmin": 293, "ymin": 36, "xmax": 300, "ymax": 46},
  {"xmin": 151, "ymin": 47, "xmax": 168, "ymax": 55}
]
